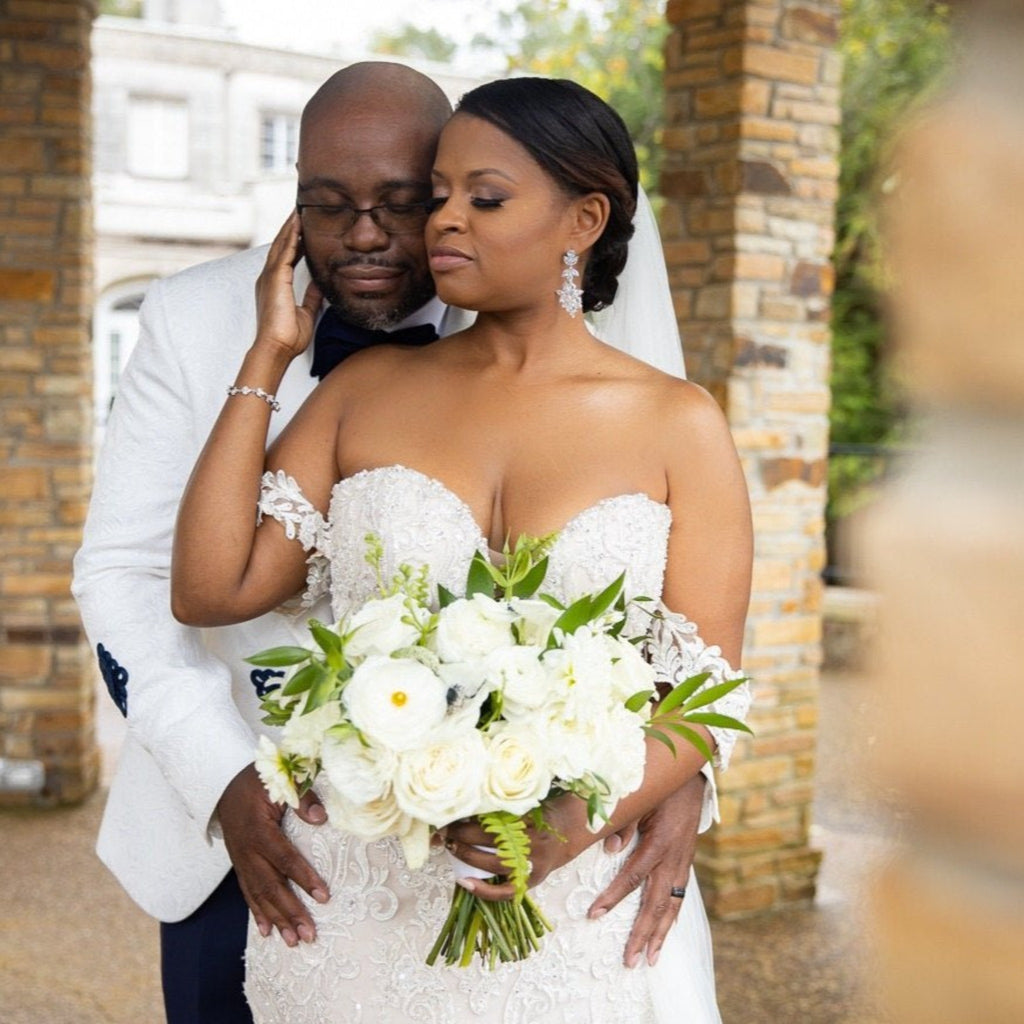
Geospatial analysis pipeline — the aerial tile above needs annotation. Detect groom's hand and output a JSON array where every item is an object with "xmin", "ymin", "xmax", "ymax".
[
  {"xmin": 588, "ymin": 772, "xmax": 705, "ymax": 968},
  {"xmin": 217, "ymin": 763, "xmax": 330, "ymax": 946}
]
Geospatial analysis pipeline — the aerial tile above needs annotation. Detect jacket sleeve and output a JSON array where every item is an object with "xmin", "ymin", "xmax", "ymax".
[{"xmin": 72, "ymin": 275, "xmax": 255, "ymax": 839}]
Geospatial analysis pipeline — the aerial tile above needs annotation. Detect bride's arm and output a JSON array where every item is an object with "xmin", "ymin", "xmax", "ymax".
[
  {"xmin": 449, "ymin": 379, "xmax": 753, "ymax": 893},
  {"xmin": 172, "ymin": 214, "xmax": 339, "ymax": 626}
]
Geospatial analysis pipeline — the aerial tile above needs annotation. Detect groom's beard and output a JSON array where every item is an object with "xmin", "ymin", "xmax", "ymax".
[{"xmin": 307, "ymin": 253, "xmax": 437, "ymax": 331}]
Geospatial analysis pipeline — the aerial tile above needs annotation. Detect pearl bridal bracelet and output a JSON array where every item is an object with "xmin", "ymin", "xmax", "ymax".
[{"xmin": 226, "ymin": 384, "xmax": 281, "ymax": 412}]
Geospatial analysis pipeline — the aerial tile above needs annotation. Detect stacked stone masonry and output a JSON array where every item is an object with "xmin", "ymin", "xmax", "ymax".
[
  {"xmin": 663, "ymin": 0, "xmax": 839, "ymax": 916},
  {"xmin": 0, "ymin": 0, "xmax": 98, "ymax": 804}
]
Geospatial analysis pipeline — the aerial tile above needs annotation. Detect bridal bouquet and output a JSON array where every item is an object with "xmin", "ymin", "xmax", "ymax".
[{"xmin": 249, "ymin": 534, "xmax": 749, "ymax": 969}]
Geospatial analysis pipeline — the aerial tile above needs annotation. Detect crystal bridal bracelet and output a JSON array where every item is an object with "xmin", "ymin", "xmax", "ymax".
[{"xmin": 226, "ymin": 384, "xmax": 281, "ymax": 412}]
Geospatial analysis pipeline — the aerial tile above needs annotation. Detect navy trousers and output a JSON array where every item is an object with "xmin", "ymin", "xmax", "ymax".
[{"xmin": 160, "ymin": 870, "xmax": 253, "ymax": 1024}]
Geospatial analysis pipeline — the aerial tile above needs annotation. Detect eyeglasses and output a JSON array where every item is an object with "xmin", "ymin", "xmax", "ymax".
[{"xmin": 296, "ymin": 200, "xmax": 433, "ymax": 236}]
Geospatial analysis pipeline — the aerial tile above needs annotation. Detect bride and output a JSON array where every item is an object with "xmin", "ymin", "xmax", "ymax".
[{"xmin": 172, "ymin": 77, "xmax": 752, "ymax": 1023}]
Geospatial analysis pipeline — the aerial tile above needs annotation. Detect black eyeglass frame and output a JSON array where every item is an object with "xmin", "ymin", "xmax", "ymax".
[{"xmin": 295, "ymin": 200, "xmax": 435, "ymax": 235}]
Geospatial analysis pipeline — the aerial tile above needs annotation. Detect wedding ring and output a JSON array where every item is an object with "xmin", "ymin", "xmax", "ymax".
[{"xmin": 669, "ymin": 886, "xmax": 687, "ymax": 899}]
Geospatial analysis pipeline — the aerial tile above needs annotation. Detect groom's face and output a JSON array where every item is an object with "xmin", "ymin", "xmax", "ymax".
[{"xmin": 297, "ymin": 105, "xmax": 438, "ymax": 330}]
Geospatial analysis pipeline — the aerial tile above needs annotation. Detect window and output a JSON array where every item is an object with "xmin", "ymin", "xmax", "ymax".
[
  {"xmin": 127, "ymin": 96, "xmax": 189, "ymax": 179},
  {"xmin": 260, "ymin": 112, "xmax": 298, "ymax": 174},
  {"xmin": 93, "ymin": 287, "xmax": 148, "ymax": 446}
]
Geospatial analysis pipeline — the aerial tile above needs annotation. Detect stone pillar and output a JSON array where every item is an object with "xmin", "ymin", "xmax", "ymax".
[
  {"xmin": 863, "ymin": 2, "xmax": 1024, "ymax": 1018},
  {"xmin": 661, "ymin": 0, "xmax": 840, "ymax": 915},
  {"xmin": 0, "ymin": 0, "xmax": 98, "ymax": 804}
]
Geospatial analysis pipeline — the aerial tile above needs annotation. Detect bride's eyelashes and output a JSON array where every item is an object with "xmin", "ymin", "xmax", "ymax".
[{"xmin": 426, "ymin": 194, "xmax": 507, "ymax": 212}]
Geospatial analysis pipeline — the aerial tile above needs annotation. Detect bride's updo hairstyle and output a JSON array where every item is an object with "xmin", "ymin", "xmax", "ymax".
[{"xmin": 455, "ymin": 77, "xmax": 638, "ymax": 312}]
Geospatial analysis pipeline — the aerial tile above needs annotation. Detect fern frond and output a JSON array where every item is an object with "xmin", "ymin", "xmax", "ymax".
[{"xmin": 480, "ymin": 810, "xmax": 532, "ymax": 904}]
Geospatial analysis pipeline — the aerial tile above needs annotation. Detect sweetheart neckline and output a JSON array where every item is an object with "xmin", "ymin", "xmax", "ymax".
[{"xmin": 332, "ymin": 463, "xmax": 670, "ymax": 552}]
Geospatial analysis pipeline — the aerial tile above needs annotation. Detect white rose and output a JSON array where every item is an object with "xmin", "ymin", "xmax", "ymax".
[
  {"xmin": 480, "ymin": 723, "xmax": 552, "ymax": 816},
  {"xmin": 320, "ymin": 785, "xmax": 411, "ymax": 844},
  {"xmin": 434, "ymin": 594, "xmax": 516, "ymax": 663},
  {"xmin": 392, "ymin": 730, "xmax": 488, "ymax": 827},
  {"xmin": 343, "ymin": 593, "xmax": 424, "ymax": 661},
  {"xmin": 281, "ymin": 699, "xmax": 343, "ymax": 761},
  {"xmin": 542, "ymin": 708, "xmax": 597, "ymax": 784},
  {"xmin": 484, "ymin": 645, "xmax": 550, "ymax": 718},
  {"xmin": 254, "ymin": 734, "xmax": 299, "ymax": 809},
  {"xmin": 321, "ymin": 732, "xmax": 397, "ymax": 804},
  {"xmin": 510, "ymin": 597, "xmax": 562, "ymax": 648},
  {"xmin": 541, "ymin": 631, "xmax": 616, "ymax": 714},
  {"xmin": 343, "ymin": 655, "xmax": 448, "ymax": 751}
]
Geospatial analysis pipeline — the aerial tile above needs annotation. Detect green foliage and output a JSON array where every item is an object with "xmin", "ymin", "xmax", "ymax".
[
  {"xmin": 474, "ymin": 0, "xmax": 668, "ymax": 191},
  {"xmin": 99, "ymin": 0, "xmax": 142, "ymax": 15},
  {"xmin": 371, "ymin": 24, "xmax": 458, "ymax": 63},
  {"xmin": 830, "ymin": 0, "xmax": 952, "ymax": 531}
]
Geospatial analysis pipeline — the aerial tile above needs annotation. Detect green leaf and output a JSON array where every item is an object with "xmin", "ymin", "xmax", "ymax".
[
  {"xmin": 654, "ymin": 721, "xmax": 714, "ymax": 763},
  {"xmin": 437, "ymin": 583, "xmax": 457, "ymax": 608},
  {"xmin": 656, "ymin": 671, "xmax": 712, "ymax": 715},
  {"xmin": 644, "ymin": 726, "xmax": 677, "ymax": 757},
  {"xmin": 625, "ymin": 688, "xmax": 655, "ymax": 713},
  {"xmin": 680, "ymin": 677, "xmax": 748, "ymax": 714},
  {"xmin": 244, "ymin": 646, "xmax": 312, "ymax": 667},
  {"xmin": 512, "ymin": 556, "xmax": 549, "ymax": 599},
  {"xmin": 308, "ymin": 620, "xmax": 342, "ymax": 657},
  {"xmin": 588, "ymin": 571, "xmax": 625, "ymax": 620},
  {"xmin": 281, "ymin": 661, "xmax": 325, "ymax": 697},
  {"xmin": 684, "ymin": 711, "xmax": 753, "ymax": 735},
  {"xmin": 466, "ymin": 551, "xmax": 496, "ymax": 598},
  {"xmin": 303, "ymin": 666, "xmax": 339, "ymax": 713},
  {"xmin": 550, "ymin": 593, "xmax": 595, "ymax": 638}
]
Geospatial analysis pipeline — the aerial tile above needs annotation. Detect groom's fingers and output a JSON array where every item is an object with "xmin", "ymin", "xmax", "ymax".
[{"xmin": 217, "ymin": 764, "xmax": 329, "ymax": 945}]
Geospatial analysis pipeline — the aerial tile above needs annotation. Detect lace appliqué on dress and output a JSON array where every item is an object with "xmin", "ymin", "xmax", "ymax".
[
  {"xmin": 257, "ymin": 469, "xmax": 331, "ymax": 609},
  {"xmin": 644, "ymin": 605, "xmax": 751, "ymax": 772}
]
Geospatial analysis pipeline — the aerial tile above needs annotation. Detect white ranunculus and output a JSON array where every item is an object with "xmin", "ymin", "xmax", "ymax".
[
  {"xmin": 343, "ymin": 655, "xmax": 448, "ymax": 751},
  {"xmin": 541, "ymin": 633, "xmax": 616, "ymax": 714},
  {"xmin": 392, "ymin": 730, "xmax": 488, "ymax": 827},
  {"xmin": 484, "ymin": 645, "xmax": 550, "ymax": 718},
  {"xmin": 481, "ymin": 723, "xmax": 552, "ymax": 816},
  {"xmin": 343, "ymin": 593, "xmax": 425, "ymax": 661},
  {"xmin": 254, "ymin": 734, "xmax": 299, "ymax": 809},
  {"xmin": 434, "ymin": 594, "xmax": 516, "ymax": 663},
  {"xmin": 320, "ymin": 732, "xmax": 397, "ymax": 804},
  {"xmin": 510, "ymin": 597, "xmax": 562, "ymax": 648},
  {"xmin": 281, "ymin": 699, "xmax": 343, "ymax": 761},
  {"xmin": 542, "ymin": 708, "xmax": 598, "ymax": 783}
]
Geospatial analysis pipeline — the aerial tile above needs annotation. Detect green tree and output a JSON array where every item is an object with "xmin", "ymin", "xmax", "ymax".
[
  {"xmin": 473, "ymin": 0, "xmax": 667, "ymax": 190},
  {"xmin": 99, "ymin": 0, "xmax": 142, "ymax": 15},
  {"xmin": 828, "ymin": 0, "xmax": 952, "ymax": 566},
  {"xmin": 371, "ymin": 25, "xmax": 458, "ymax": 63}
]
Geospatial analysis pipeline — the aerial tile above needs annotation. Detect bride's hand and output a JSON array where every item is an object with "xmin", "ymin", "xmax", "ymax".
[
  {"xmin": 253, "ymin": 210, "xmax": 323, "ymax": 360},
  {"xmin": 442, "ymin": 794, "xmax": 598, "ymax": 902}
]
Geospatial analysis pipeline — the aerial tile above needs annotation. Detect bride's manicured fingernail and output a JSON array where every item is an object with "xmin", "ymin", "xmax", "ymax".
[
  {"xmin": 605, "ymin": 834, "xmax": 623, "ymax": 853},
  {"xmin": 297, "ymin": 924, "xmax": 315, "ymax": 944},
  {"xmin": 455, "ymin": 878, "xmax": 476, "ymax": 892},
  {"xmin": 626, "ymin": 952, "xmax": 641, "ymax": 969},
  {"xmin": 312, "ymin": 888, "xmax": 329, "ymax": 904},
  {"xmin": 258, "ymin": 920, "xmax": 271, "ymax": 938},
  {"xmin": 588, "ymin": 906, "xmax": 608, "ymax": 920},
  {"xmin": 648, "ymin": 949, "xmax": 660, "ymax": 967}
]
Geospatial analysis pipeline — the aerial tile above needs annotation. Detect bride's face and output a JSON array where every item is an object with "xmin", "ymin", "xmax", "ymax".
[{"xmin": 426, "ymin": 114, "xmax": 581, "ymax": 314}]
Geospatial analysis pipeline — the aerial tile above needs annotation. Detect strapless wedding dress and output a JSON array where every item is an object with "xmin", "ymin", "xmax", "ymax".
[{"xmin": 244, "ymin": 465, "xmax": 725, "ymax": 1024}]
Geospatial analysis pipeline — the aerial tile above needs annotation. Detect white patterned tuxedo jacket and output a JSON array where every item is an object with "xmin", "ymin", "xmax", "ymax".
[{"xmin": 72, "ymin": 246, "xmax": 471, "ymax": 922}]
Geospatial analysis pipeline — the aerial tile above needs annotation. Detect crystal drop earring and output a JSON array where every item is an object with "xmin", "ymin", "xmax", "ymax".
[{"xmin": 556, "ymin": 249, "xmax": 584, "ymax": 318}]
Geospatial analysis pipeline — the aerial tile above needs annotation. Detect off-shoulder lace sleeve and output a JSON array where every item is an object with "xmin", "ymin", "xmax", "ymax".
[
  {"xmin": 644, "ymin": 603, "xmax": 752, "ymax": 773},
  {"xmin": 256, "ymin": 469, "xmax": 331, "ymax": 609}
]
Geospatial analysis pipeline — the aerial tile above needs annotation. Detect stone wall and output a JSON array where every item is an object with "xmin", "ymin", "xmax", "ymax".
[
  {"xmin": 0, "ymin": 0, "xmax": 98, "ymax": 804},
  {"xmin": 863, "ymin": 1, "xmax": 1024, "ymax": 1018},
  {"xmin": 661, "ymin": 0, "xmax": 840, "ymax": 915}
]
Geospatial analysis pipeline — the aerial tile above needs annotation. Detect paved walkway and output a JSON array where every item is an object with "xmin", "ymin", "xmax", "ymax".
[{"xmin": 0, "ymin": 671, "xmax": 896, "ymax": 1023}]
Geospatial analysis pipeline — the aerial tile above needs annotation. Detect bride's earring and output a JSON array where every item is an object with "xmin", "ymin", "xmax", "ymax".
[{"xmin": 556, "ymin": 249, "xmax": 584, "ymax": 318}]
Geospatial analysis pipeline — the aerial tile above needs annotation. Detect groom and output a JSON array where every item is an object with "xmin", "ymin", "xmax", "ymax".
[{"xmin": 73, "ymin": 62, "xmax": 706, "ymax": 1023}]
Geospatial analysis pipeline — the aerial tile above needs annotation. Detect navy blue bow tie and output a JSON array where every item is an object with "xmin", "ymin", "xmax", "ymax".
[{"xmin": 311, "ymin": 306, "xmax": 439, "ymax": 380}]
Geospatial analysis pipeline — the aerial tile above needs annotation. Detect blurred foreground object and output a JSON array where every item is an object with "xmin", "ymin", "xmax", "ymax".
[{"xmin": 862, "ymin": 1, "xmax": 1024, "ymax": 1020}]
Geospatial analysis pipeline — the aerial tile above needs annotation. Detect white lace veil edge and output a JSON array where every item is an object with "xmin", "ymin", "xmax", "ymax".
[{"xmin": 586, "ymin": 185, "xmax": 686, "ymax": 379}]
